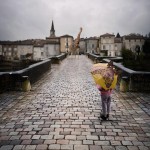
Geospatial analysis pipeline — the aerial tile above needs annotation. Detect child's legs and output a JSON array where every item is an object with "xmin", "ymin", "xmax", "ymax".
[
  {"xmin": 106, "ymin": 96, "xmax": 111, "ymax": 114},
  {"xmin": 101, "ymin": 95, "xmax": 107, "ymax": 116}
]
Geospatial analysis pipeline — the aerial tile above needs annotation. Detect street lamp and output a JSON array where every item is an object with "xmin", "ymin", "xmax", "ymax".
[
  {"xmin": 135, "ymin": 45, "xmax": 140, "ymax": 60},
  {"xmin": 135, "ymin": 45, "xmax": 140, "ymax": 56},
  {"xmin": 66, "ymin": 38, "xmax": 68, "ymax": 53}
]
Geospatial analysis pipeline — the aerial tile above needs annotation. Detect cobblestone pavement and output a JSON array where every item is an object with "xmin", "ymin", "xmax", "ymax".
[{"xmin": 0, "ymin": 55, "xmax": 150, "ymax": 150}]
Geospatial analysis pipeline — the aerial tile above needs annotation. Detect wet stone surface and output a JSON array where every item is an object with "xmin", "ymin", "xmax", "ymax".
[{"xmin": 0, "ymin": 55, "xmax": 150, "ymax": 150}]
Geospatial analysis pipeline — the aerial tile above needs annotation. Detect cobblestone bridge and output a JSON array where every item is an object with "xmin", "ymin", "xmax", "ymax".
[{"xmin": 0, "ymin": 55, "xmax": 150, "ymax": 150}]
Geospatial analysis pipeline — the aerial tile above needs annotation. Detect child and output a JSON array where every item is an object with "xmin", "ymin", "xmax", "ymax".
[
  {"xmin": 97, "ymin": 61, "xmax": 115, "ymax": 120},
  {"xmin": 97, "ymin": 84, "xmax": 112, "ymax": 120}
]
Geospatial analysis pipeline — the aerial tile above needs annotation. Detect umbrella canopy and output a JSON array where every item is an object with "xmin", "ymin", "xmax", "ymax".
[{"xmin": 91, "ymin": 63, "xmax": 118, "ymax": 90}]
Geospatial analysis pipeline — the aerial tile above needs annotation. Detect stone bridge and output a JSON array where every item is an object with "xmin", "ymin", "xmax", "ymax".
[{"xmin": 0, "ymin": 55, "xmax": 150, "ymax": 150}]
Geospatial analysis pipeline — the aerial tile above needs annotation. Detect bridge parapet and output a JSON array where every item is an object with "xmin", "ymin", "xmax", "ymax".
[
  {"xmin": 49, "ymin": 53, "xmax": 67, "ymax": 64},
  {"xmin": 103, "ymin": 59, "xmax": 150, "ymax": 92},
  {"xmin": 0, "ymin": 59, "xmax": 51, "ymax": 93}
]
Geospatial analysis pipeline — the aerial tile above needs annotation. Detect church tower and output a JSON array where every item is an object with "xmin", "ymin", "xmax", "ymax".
[{"xmin": 50, "ymin": 20, "xmax": 55, "ymax": 37}]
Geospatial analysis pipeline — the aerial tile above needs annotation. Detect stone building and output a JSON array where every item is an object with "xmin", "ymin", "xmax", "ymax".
[
  {"xmin": 0, "ymin": 20, "xmax": 147, "ymax": 60},
  {"xmin": 17, "ymin": 40, "xmax": 34, "ymax": 60},
  {"xmin": 0, "ymin": 41, "xmax": 19, "ymax": 60},
  {"xmin": 79, "ymin": 38, "xmax": 86, "ymax": 54},
  {"xmin": 85, "ymin": 37, "xmax": 99, "ymax": 54},
  {"xmin": 0, "ymin": 45, "xmax": 2, "ymax": 55},
  {"xmin": 60, "ymin": 35, "xmax": 73, "ymax": 53},
  {"xmin": 123, "ymin": 33, "xmax": 145, "ymax": 53},
  {"xmin": 114, "ymin": 33, "xmax": 122, "ymax": 56},
  {"xmin": 45, "ymin": 20, "xmax": 61, "ymax": 57},
  {"xmin": 100, "ymin": 33, "xmax": 115, "ymax": 56},
  {"xmin": 33, "ymin": 39, "xmax": 46, "ymax": 60},
  {"xmin": 0, "ymin": 21, "xmax": 62, "ymax": 61}
]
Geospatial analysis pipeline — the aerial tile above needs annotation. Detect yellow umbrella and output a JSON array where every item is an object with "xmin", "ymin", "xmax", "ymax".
[{"xmin": 91, "ymin": 63, "xmax": 118, "ymax": 90}]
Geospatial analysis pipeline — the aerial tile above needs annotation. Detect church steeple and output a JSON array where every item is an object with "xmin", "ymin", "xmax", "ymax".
[{"xmin": 50, "ymin": 20, "xmax": 55, "ymax": 37}]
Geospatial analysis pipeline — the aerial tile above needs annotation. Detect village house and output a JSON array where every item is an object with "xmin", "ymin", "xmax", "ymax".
[
  {"xmin": 123, "ymin": 33, "xmax": 145, "ymax": 53},
  {"xmin": 60, "ymin": 35, "xmax": 73, "ymax": 53},
  {"xmin": 79, "ymin": 38, "xmax": 86, "ymax": 54},
  {"xmin": 0, "ymin": 20, "xmax": 147, "ymax": 60},
  {"xmin": 114, "ymin": 33, "xmax": 122, "ymax": 56},
  {"xmin": 85, "ymin": 37, "xmax": 99, "ymax": 54},
  {"xmin": 99, "ymin": 33, "xmax": 115, "ymax": 56}
]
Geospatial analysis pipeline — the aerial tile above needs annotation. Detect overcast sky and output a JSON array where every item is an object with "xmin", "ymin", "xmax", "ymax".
[{"xmin": 0, "ymin": 0, "xmax": 150, "ymax": 41}]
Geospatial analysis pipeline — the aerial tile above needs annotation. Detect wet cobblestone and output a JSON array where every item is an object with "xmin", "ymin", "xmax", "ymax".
[{"xmin": 0, "ymin": 55, "xmax": 150, "ymax": 150}]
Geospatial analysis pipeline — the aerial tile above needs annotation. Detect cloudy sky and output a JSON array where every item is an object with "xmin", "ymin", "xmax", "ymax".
[{"xmin": 0, "ymin": 0, "xmax": 150, "ymax": 40}]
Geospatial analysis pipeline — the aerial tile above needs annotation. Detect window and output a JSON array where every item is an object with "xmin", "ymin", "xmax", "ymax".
[
  {"xmin": 14, "ymin": 48, "xmax": 17, "ymax": 51},
  {"xmin": 103, "ymin": 45, "xmax": 106, "ymax": 50},
  {"xmin": 41, "ymin": 52, "xmax": 43, "ymax": 56},
  {"xmin": 115, "ymin": 45, "xmax": 117, "ymax": 50},
  {"xmin": 109, "ymin": 45, "xmax": 111, "ymax": 50},
  {"xmin": 8, "ymin": 52, "xmax": 11, "ymax": 56}
]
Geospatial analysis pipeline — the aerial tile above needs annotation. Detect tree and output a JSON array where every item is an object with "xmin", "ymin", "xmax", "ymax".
[{"xmin": 143, "ymin": 41, "xmax": 150, "ymax": 55}]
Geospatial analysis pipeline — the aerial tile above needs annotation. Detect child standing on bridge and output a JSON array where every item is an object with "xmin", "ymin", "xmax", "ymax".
[
  {"xmin": 97, "ymin": 61, "xmax": 115, "ymax": 120},
  {"xmin": 97, "ymin": 84, "xmax": 112, "ymax": 120}
]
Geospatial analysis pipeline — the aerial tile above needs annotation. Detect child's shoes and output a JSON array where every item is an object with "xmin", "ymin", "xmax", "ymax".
[
  {"xmin": 100, "ymin": 114, "xmax": 107, "ymax": 121},
  {"xmin": 106, "ymin": 114, "xmax": 109, "ymax": 120}
]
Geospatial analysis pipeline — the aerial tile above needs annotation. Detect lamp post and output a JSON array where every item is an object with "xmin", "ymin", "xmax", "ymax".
[
  {"xmin": 135, "ymin": 45, "xmax": 140, "ymax": 55},
  {"xmin": 66, "ymin": 37, "xmax": 68, "ymax": 54},
  {"xmin": 135, "ymin": 45, "xmax": 140, "ymax": 60}
]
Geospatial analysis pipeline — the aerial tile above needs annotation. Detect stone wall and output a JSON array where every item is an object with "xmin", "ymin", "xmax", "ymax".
[{"xmin": 0, "ymin": 59, "xmax": 51, "ymax": 93}]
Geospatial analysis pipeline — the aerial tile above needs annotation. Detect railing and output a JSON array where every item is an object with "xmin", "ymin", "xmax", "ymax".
[
  {"xmin": 87, "ymin": 53, "xmax": 150, "ymax": 91},
  {"xmin": 0, "ymin": 59, "xmax": 51, "ymax": 93},
  {"xmin": 103, "ymin": 59, "xmax": 150, "ymax": 92},
  {"xmin": 49, "ymin": 53, "xmax": 67, "ymax": 64},
  {"xmin": 86, "ymin": 52, "xmax": 120, "ymax": 63}
]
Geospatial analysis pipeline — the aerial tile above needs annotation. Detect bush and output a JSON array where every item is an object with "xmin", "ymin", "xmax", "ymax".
[{"xmin": 121, "ymin": 48, "xmax": 150, "ymax": 71}]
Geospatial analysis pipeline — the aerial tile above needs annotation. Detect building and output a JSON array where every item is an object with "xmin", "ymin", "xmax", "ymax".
[
  {"xmin": 60, "ymin": 35, "xmax": 73, "ymax": 53},
  {"xmin": 100, "ymin": 33, "xmax": 115, "ymax": 56},
  {"xmin": 85, "ymin": 37, "xmax": 99, "ymax": 54},
  {"xmin": 123, "ymin": 33, "xmax": 145, "ymax": 53},
  {"xmin": 33, "ymin": 39, "xmax": 46, "ymax": 60},
  {"xmin": 0, "ymin": 41, "xmax": 19, "ymax": 60},
  {"xmin": 79, "ymin": 38, "xmax": 86, "ymax": 54},
  {"xmin": 114, "ymin": 33, "xmax": 122, "ymax": 56},
  {"xmin": 0, "ymin": 20, "xmax": 147, "ymax": 60},
  {"xmin": 45, "ymin": 20, "xmax": 61, "ymax": 57},
  {"xmin": 0, "ymin": 21, "xmax": 63, "ymax": 61},
  {"xmin": 0, "ymin": 45, "xmax": 2, "ymax": 55}
]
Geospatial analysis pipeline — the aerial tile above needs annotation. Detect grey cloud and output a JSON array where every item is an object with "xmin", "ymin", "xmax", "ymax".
[{"xmin": 0, "ymin": 0, "xmax": 150, "ymax": 40}]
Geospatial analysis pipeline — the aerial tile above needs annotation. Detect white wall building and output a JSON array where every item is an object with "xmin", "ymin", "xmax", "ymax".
[
  {"xmin": 60, "ymin": 35, "xmax": 73, "ymax": 53},
  {"xmin": 44, "ymin": 42, "xmax": 60, "ymax": 57},
  {"xmin": 17, "ymin": 44, "xmax": 33, "ymax": 60},
  {"xmin": 114, "ymin": 33, "xmax": 122, "ymax": 56},
  {"xmin": 0, "ymin": 45, "xmax": 2, "ymax": 55},
  {"xmin": 33, "ymin": 46, "xmax": 45, "ymax": 60},
  {"xmin": 100, "ymin": 33, "xmax": 115, "ymax": 56},
  {"xmin": 86, "ymin": 37, "xmax": 98, "ymax": 53},
  {"xmin": 79, "ymin": 38, "xmax": 86, "ymax": 54},
  {"xmin": 123, "ymin": 33, "xmax": 145, "ymax": 53}
]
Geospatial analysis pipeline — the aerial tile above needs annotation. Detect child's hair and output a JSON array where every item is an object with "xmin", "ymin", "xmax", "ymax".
[{"xmin": 107, "ymin": 60, "xmax": 113, "ymax": 68}]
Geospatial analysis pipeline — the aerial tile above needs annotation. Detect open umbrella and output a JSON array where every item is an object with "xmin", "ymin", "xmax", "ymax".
[{"xmin": 91, "ymin": 63, "xmax": 118, "ymax": 90}]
